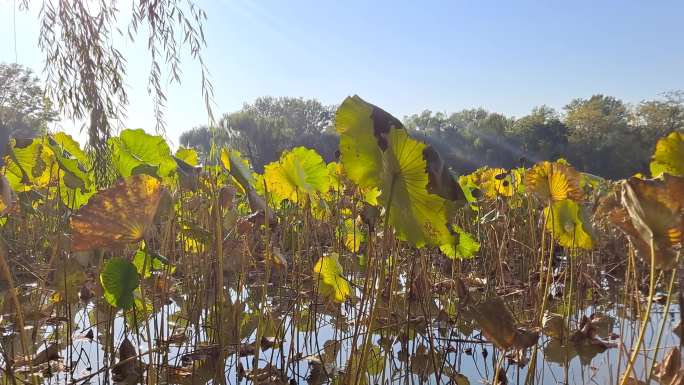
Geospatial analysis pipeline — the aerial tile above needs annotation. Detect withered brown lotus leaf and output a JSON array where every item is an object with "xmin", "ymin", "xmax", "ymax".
[
  {"xmin": 70, "ymin": 174, "xmax": 162, "ymax": 251},
  {"xmin": 621, "ymin": 174, "xmax": 684, "ymax": 269},
  {"xmin": 471, "ymin": 296, "xmax": 539, "ymax": 350},
  {"xmin": 654, "ymin": 347, "xmax": 681, "ymax": 385}
]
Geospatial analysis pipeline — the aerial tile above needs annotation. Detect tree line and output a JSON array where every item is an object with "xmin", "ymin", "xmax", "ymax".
[
  {"xmin": 181, "ymin": 93, "xmax": 683, "ymax": 179},
  {"xmin": 2, "ymin": 63, "xmax": 682, "ymax": 179}
]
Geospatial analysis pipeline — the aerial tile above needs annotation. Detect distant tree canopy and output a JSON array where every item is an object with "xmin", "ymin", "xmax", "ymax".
[
  {"xmin": 219, "ymin": 97, "xmax": 338, "ymax": 171},
  {"xmin": 0, "ymin": 63, "xmax": 58, "ymax": 139},
  {"xmin": 180, "ymin": 92, "xmax": 684, "ymax": 179}
]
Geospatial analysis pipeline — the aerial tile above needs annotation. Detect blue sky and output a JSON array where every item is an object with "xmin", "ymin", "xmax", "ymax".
[{"xmin": 1, "ymin": 0, "xmax": 683, "ymax": 146}]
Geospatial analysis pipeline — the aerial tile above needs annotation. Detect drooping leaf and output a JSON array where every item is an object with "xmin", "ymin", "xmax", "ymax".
[
  {"xmin": 3, "ymin": 137, "xmax": 54, "ymax": 191},
  {"xmin": 544, "ymin": 199, "xmax": 594, "ymax": 250},
  {"xmin": 440, "ymin": 225, "xmax": 480, "ymax": 259},
  {"xmin": 313, "ymin": 253, "xmax": 350, "ymax": 303},
  {"xmin": 109, "ymin": 129, "xmax": 177, "ymax": 178},
  {"xmin": 175, "ymin": 147, "xmax": 199, "ymax": 166},
  {"xmin": 132, "ymin": 248, "xmax": 174, "ymax": 278},
  {"xmin": 263, "ymin": 146, "xmax": 329, "ymax": 204},
  {"xmin": 47, "ymin": 134, "xmax": 92, "ymax": 191},
  {"xmin": 525, "ymin": 161, "xmax": 583, "ymax": 202},
  {"xmin": 220, "ymin": 148, "xmax": 256, "ymax": 192},
  {"xmin": 650, "ymin": 131, "xmax": 684, "ymax": 177},
  {"xmin": 336, "ymin": 95, "xmax": 465, "ymax": 250},
  {"xmin": 621, "ymin": 174, "xmax": 684, "ymax": 269},
  {"xmin": 70, "ymin": 174, "xmax": 163, "ymax": 251},
  {"xmin": 100, "ymin": 258, "xmax": 139, "ymax": 309}
]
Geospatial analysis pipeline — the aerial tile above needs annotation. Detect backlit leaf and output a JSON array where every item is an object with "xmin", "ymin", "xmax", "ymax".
[
  {"xmin": 544, "ymin": 199, "xmax": 594, "ymax": 250},
  {"xmin": 650, "ymin": 131, "xmax": 684, "ymax": 177},
  {"xmin": 440, "ymin": 225, "xmax": 480, "ymax": 259},
  {"xmin": 313, "ymin": 253, "xmax": 350, "ymax": 303},
  {"xmin": 175, "ymin": 147, "xmax": 199, "ymax": 166},
  {"xmin": 100, "ymin": 258, "xmax": 139, "ymax": 309},
  {"xmin": 70, "ymin": 174, "xmax": 163, "ymax": 251},
  {"xmin": 336, "ymin": 95, "xmax": 465, "ymax": 251},
  {"xmin": 621, "ymin": 174, "xmax": 684, "ymax": 269},
  {"xmin": 109, "ymin": 129, "xmax": 177, "ymax": 178},
  {"xmin": 263, "ymin": 146, "xmax": 329, "ymax": 204},
  {"xmin": 525, "ymin": 161, "xmax": 583, "ymax": 202}
]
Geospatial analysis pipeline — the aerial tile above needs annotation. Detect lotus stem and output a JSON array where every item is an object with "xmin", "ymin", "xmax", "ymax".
[{"xmin": 619, "ymin": 239, "xmax": 657, "ymax": 385}]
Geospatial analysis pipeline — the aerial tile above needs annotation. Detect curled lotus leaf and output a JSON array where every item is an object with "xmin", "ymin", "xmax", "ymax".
[
  {"xmin": 525, "ymin": 161, "xmax": 583, "ymax": 202},
  {"xmin": 70, "ymin": 174, "xmax": 163, "ymax": 252},
  {"xmin": 620, "ymin": 174, "xmax": 684, "ymax": 269},
  {"xmin": 650, "ymin": 131, "xmax": 684, "ymax": 177},
  {"xmin": 336, "ymin": 95, "xmax": 465, "ymax": 252},
  {"xmin": 313, "ymin": 252, "xmax": 350, "ymax": 303}
]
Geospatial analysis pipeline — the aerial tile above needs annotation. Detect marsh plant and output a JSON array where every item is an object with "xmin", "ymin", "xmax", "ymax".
[{"xmin": 0, "ymin": 96, "xmax": 683, "ymax": 385}]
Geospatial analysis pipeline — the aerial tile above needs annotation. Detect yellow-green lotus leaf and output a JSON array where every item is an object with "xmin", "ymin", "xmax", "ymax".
[
  {"xmin": 650, "ymin": 131, "xmax": 684, "ymax": 177},
  {"xmin": 440, "ymin": 224, "xmax": 480, "ymax": 259},
  {"xmin": 544, "ymin": 199, "xmax": 594, "ymax": 250},
  {"xmin": 263, "ymin": 146, "xmax": 329, "ymax": 204},
  {"xmin": 340, "ymin": 217, "xmax": 365, "ymax": 253},
  {"xmin": 175, "ymin": 147, "xmax": 199, "ymax": 166},
  {"xmin": 526, "ymin": 161, "xmax": 583, "ymax": 202},
  {"xmin": 621, "ymin": 174, "xmax": 684, "ymax": 269},
  {"xmin": 471, "ymin": 167, "xmax": 514, "ymax": 198},
  {"xmin": 313, "ymin": 253, "xmax": 350, "ymax": 303},
  {"xmin": 109, "ymin": 129, "xmax": 177, "ymax": 178},
  {"xmin": 3, "ymin": 137, "xmax": 55, "ymax": 191},
  {"xmin": 336, "ymin": 95, "xmax": 465, "ymax": 250}
]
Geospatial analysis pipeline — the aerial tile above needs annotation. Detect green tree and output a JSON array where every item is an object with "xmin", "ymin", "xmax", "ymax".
[
  {"xmin": 510, "ymin": 106, "xmax": 568, "ymax": 163},
  {"xmin": 219, "ymin": 97, "xmax": 337, "ymax": 171},
  {"xmin": 0, "ymin": 63, "xmax": 58, "ymax": 139},
  {"xmin": 178, "ymin": 125, "xmax": 230, "ymax": 162},
  {"xmin": 564, "ymin": 94, "xmax": 642, "ymax": 178},
  {"xmin": 634, "ymin": 91, "xmax": 684, "ymax": 138}
]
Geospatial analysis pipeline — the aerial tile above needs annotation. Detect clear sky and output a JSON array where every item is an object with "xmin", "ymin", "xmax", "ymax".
[{"xmin": 1, "ymin": 0, "xmax": 683, "ymax": 146}]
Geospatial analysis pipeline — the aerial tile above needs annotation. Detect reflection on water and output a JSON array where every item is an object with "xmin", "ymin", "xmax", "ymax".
[{"xmin": 1, "ymin": 275, "xmax": 680, "ymax": 385}]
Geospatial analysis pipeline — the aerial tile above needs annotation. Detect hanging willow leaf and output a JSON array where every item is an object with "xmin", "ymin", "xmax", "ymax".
[
  {"xmin": 620, "ymin": 174, "xmax": 684, "ymax": 269},
  {"xmin": 525, "ymin": 161, "xmax": 583, "ymax": 202},
  {"xmin": 263, "ymin": 146, "xmax": 329, "ymax": 204},
  {"xmin": 100, "ymin": 258, "xmax": 139, "ymax": 309},
  {"xmin": 650, "ymin": 131, "xmax": 684, "ymax": 177},
  {"xmin": 336, "ymin": 95, "xmax": 465, "ymax": 252},
  {"xmin": 70, "ymin": 174, "xmax": 163, "ymax": 251},
  {"xmin": 544, "ymin": 199, "xmax": 594, "ymax": 250},
  {"xmin": 313, "ymin": 253, "xmax": 351, "ymax": 303}
]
